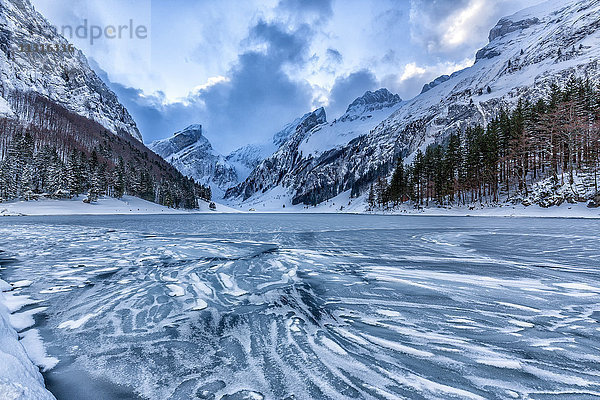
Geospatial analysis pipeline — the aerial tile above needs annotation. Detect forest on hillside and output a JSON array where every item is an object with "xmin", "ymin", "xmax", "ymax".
[
  {"xmin": 369, "ymin": 76, "xmax": 600, "ymax": 209},
  {"xmin": 0, "ymin": 91, "xmax": 211, "ymax": 208}
]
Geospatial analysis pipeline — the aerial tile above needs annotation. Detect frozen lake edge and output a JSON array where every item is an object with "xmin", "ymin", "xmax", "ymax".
[
  {"xmin": 1, "ymin": 195, "xmax": 600, "ymax": 219},
  {"xmin": 1, "ymin": 214, "xmax": 599, "ymax": 399}
]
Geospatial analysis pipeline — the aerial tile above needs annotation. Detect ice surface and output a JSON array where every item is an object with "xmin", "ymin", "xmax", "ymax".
[
  {"xmin": 57, "ymin": 313, "xmax": 96, "ymax": 330},
  {"xmin": 10, "ymin": 280, "xmax": 32, "ymax": 288},
  {"xmin": 0, "ymin": 214, "xmax": 599, "ymax": 399},
  {"xmin": 9, "ymin": 307, "xmax": 46, "ymax": 331}
]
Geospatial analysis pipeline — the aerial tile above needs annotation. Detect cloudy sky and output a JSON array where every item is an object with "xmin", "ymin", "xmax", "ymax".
[{"xmin": 33, "ymin": 0, "xmax": 540, "ymax": 153}]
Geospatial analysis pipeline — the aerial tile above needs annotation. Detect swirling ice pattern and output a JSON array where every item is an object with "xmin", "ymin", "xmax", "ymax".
[{"xmin": 1, "ymin": 215, "xmax": 600, "ymax": 400}]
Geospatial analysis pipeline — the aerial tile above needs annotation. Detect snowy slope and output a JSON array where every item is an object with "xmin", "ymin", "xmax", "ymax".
[
  {"xmin": 228, "ymin": 0, "xmax": 600, "ymax": 208},
  {"xmin": 0, "ymin": 195, "xmax": 240, "ymax": 215},
  {"xmin": 0, "ymin": 0, "xmax": 142, "ymax": 141},
  {"xmin": 377, "ymin": 0, "xmax": 600, "ymax": 155},
  {"xmin": 224, "ymin": 144, "xmax": 266, "ymax": 182},
  {"xmin": 149, "ymin": 125, "xmax": 238, "ymax": 196},
  {"xmin": 225, "ymin": 89, "xmax": 403, "ymax": 203},
  {"xmin": 225, "ymin": 107, "xmax": 328, "ymax": 201},
  {"xmin": 298, "ymin": 89, "xmax": 403, "ymax": 157},
  {"xmin": 0, "ymin": 95, "xmax": 14, "ymax": 117},
  {"xmin": 225, "ymin": 110, "xmax": 321, "ymax": 181}
]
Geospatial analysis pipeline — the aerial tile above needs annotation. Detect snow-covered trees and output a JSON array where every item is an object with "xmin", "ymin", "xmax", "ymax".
[
  {"xmin": 374, "ymin": 77, "xmax": 600, "ymax": 208},
  {"xmin": 0, "ymin": 91, "xmax": 210, "ymax": 208},
  {"xmin": 367, "ymin": 184, "xmax": 376, "ymax": 210}
]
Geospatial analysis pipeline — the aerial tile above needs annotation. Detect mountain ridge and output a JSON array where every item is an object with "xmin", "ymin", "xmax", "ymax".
[
  {"xmin": 224, "ymin": 0, "xmax": 600, "ymax": 207},
  {"xmin": 149, "ymin": 124, "xmax": 238, "ymax": 196},
  {"xmin": 0, "ymin": 0, "xmax": 209, "ymax": 208},
  {"xmin": 0, "ymin": 0, "xmax": 143, "ymax": 141}
]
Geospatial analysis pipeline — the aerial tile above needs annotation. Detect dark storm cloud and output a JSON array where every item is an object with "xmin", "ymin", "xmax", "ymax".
[
  {"xmin": 93, "ymin": 20, "xmax": 317, "ymax": 152},
  {"xmin": 326, "ymin": 69, "xmax": 378, "ymax": 119},
  {"xmin": 248, "ymin": 20, "xmax": 311, "ymax": 63},
  {"xmin": 195, "ymin": 21, "xmax": 315, "ymax": 151},
  {"xmin": 326, "ymin": 48, "xmax": 343, "ymax": 64}
]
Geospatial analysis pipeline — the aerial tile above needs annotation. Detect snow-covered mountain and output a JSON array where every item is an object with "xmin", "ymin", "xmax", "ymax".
[
  {"xmin": 150, "ymin": 112, "xmax": 329, "ymax": 198},
  {"xmin": 420, "ymin": 75, "xmax": 451, "ymax": 94},
  {"xmin": 227, "ymin": 0, "xmax": 600, "ymax": 207},
  {"xmin": 225, "ymin": 88, "xmax": 404, "ymax": 202},
  {"xmin": 298, "ymin": 88, "xmax": 402, "ymax": 158},
  {"xmin": 0, "ymin": 0, "xmax": 142, "ymax": 141},
  {"xmin": 149, "ymin": 124, "xmax": 238, "ymax": 196},
  {"xmin": 225, "ymin": 107, "xmax": 327, "ymax": 201},
  {"xmin": 224, "ymin": 110, "xmax": 325, "ymax": 181}
]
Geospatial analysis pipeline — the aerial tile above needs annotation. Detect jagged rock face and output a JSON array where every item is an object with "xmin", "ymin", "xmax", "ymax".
[
  {"xmin": 151, "ymin": 124, "xmax": 204, "ymax": 159},
  {"xmin": 488, "ymin": 17, "xmax": 540, "ymax": 42},
  {"xmin": 420, "ymin": 75, "xmax": 450, "ymax": 94},
  {"xmin": 228, "ymin": 0, "xmax": 600, "ymax": 206},
  {"xmin": 340, "ymin": 88, "xmax": 401, "ymax": 121},
  {"xmin": 272, "ymin": 112, "xmax": 314, "ymax": 147},
  {"xmin": 0, "ymin": 0, "xmax": 142, "ymax": 141},
  {"xmin": 224, "ymin": 111, "xmax": 317, "ymax": 181},
  {"xmin": 225, "ymin": 108, "xmax": 327, "ymax": 200},
  {"xmin": 149, "ymin": 125, "xmax": 238, "ymax": 194}
]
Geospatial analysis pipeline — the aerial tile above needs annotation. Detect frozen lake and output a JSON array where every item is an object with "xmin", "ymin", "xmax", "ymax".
[{"xmin": 1, "ymin": 214, "xmax": 600, "ymax": 399}]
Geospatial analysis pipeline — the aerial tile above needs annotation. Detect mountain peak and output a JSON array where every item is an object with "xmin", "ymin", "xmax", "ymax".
[
  {"xmin": 312, "ymin": 107, "xmax": 327, "ymax": 123},
  {"xmin": 344, "ymin": 88, "xmax": 401, "ymax": 115},
  {"xmin": 0, "ymin": 0, "xmax": 143, "ymax": 141},
  {"xmin": 151, "ymin": 124, "xmax": 208, "ymax": 159},
  {"xmin": 149, "ymin": 124, "xmax": 238, "ymax": 195},
  {"xmin": 174, "ymin": 124, "xmax": 203, "ymax": 140},
  {"xmin": 488, "ymin": 17, "xmax": 540, "ymax": 42},
  {"xmin": 296, "ymin": 107, "xmax": 327, "ymax": 134},
  {"xmin": 181, "ymin": 124, "xmax": 203, "ymax": 133},
  {"xmin": 476, "ymin": 0, "xmax": 577, "ymax": 61}
]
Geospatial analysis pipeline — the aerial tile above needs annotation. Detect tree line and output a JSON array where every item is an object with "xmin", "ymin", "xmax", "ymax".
[
  {"xmin": 0, "ymin": 91, "xmax": 211, "ymax": 207},
  {"xmin": 369, "ymin": 76, "xmax": 600, "ymax": 209}
]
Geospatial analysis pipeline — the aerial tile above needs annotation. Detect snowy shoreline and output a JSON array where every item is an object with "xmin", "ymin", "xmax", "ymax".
[
  {"xmin": 359, "ymin": 203, "xmax": 600, "ymax": 219},
  {"xmin": 238, "ymin": 205, "xmax": 600, "ymax": 219},
  {"xmin": 1, "ymin": 194, "xmax": 599, "ymax": 219},
  {"xmin": 225, "ymin": 187, "xmax": 600, "ymax": 219},
  {"xmin": 0, "ymin": 195, "xmax": 240, "ymax": 216},
  {"xmin": 0, "ymin": 278, "xmax": 55, "ymax": 399}
]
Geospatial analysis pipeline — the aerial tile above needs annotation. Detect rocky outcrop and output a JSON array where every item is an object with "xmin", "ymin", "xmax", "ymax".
[
  {"xmin": 0, "ymin": 0, "xmax": 142, "ymax": 141},
  {"xmin": 420, "ymin": 75, "xmax": 450, "ymax": 94},
  {"xmin": 149, "ymin": 125, "xmax": 238, "ymax": 194},
  {"xmin": 339, "ymin": 88, "xmax": 401, "ymax": 121}
]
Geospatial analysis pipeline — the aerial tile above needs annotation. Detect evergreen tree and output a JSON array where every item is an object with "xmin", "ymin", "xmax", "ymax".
[
  {"xmin": 367, "ymin": 184, "xmax": 376, "ymax": 210},
  {"xmin": 387, "ymin": 158, "xmax": 405, "ymax": 206},
  {"xmin": 113, "ymin": 156, "xmax": 126, "ymax": 198},
  {"xmin": 375, "ymin": 177, "xmax": 388, "ymax": 208}
]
